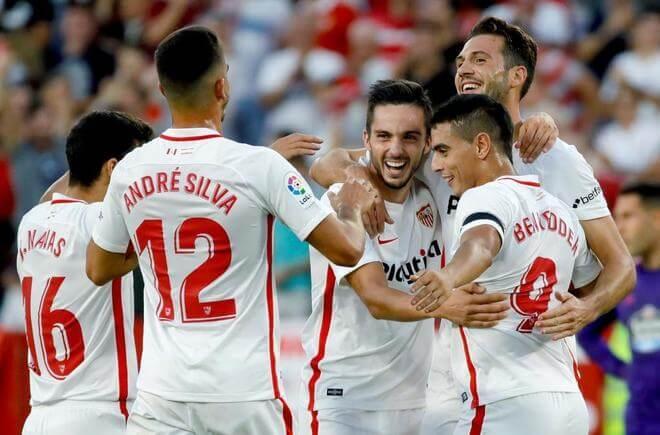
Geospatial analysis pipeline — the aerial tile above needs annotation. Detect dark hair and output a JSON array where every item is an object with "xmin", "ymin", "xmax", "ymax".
[
  {"xmin": 432, "ymin": 94, "xmax": 514, "ymax": 162},
  {"xmin": 66, "ymin": 111, "xmax": 153, "ymax": 187},
  {"xmin": 620, "ymin": 183, "xmax": 660, "ymax": 208},
  {"xmin": 155, "ymin": 26, "xmax": 225, "ymax": 101},
  {"xmin": 468, "ymin": 17, "xmax": 537, "ymax": 99},
  {"xmin": 365, "ymin": 79, "xmax": 433, "ymax": 136}
]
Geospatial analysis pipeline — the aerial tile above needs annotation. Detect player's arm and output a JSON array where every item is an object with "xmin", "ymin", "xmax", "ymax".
[
  {"xmin": 537, "ymin": 217, "xmax": 636, "ymax": 338},
  {"xmin": 347, "ymin": 262, "xmax": 508, "ymax": 326},
  {"xmin": 577, "ymin": 309, "xmax": 628, "ymax": 379},
  {"xmin": 346, "ymin": 262, "xmax": 434, "ymax": 322},
  {"xmin": 309, "ymin": 148, "xmax": 392, "ymax": 236},
  {"xmin": 309, "ymin": 148, "xmax": 368, "ymax": 188},
  {"xmin": 410, "ymin": 225, "xmax": 502, "ymax": 312},
  {"xmin": 86, "ymin": 242, "xmax": 137, "ymax": 286},
  {"xmin": 39, "ymin": 171, "xmax": 69, "ymax": 203},
  {"xmin": 270, "ymin": 133, "xmax": 323, "ymax": 160},
  {"xmin": 307, "ymin": 179, "xmax": 386, "ymax": 267}
]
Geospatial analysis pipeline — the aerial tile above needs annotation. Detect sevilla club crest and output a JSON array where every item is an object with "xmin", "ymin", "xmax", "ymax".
[{"xmin": 416, "ymin": 204, "xmax": 434, "ymax": 228}]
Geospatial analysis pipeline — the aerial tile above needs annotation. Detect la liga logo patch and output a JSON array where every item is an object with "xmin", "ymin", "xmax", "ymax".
[
  {"xmin": 285, "ymin": 172, "xmax": 314, "ymax": 208},
  {"xmin": 287, "ymin": 174, "xmax": 307, "ymax": 196}
]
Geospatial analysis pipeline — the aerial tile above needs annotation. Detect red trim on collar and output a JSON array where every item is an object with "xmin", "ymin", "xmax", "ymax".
[
  {"xmin": 498, "ymin": 177, "xmax": 540, "ymax": 187},
  {"xmin": 160, "ymin": 133, "xmax": 222, "ymax": 142}
]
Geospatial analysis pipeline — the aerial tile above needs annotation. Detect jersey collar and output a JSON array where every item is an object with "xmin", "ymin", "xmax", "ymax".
[
  {"xmin": 160, "ymin": 127, "xmax": 223, "ymax": 142},
  {"xmin": 51, "ymin": 193, "xmax": 87, "ymax": 205},
  {"xmin": 495, "ymin": 175, "xmax": 541, "ymax": 188}
]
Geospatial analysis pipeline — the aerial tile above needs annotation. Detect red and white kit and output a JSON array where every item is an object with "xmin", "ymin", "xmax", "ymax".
[
  {"xmin": 299, "ymin": 181, "xmax": 441, "ymax": 435},
  {"xmin": 449, "ymin": 175, "xmax": 601, "ymax": 435},
  {"xmin": 92, "ymin": 128, "xmax": 331, "ymax": 434},
  {"xmin": 419, "ymin": 138, "xmax": 610, "ymax": 434},
  {"xmin": 17, "ymin": 194, "xmax": 137, "ymax": 435}
]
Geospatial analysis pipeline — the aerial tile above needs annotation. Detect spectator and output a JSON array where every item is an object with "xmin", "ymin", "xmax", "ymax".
[
  {"xmin": 11, "ymin": 106, "xmax": 66, "ymax": 219},
  {"xmin": 256, "ymin": 4, "xmax": 346, "ymax": 143},
  {"xmin": 579, "ymin": 183, "xmax": 660, "ymax": 435},
  {"xmin": 576, "ymin": 0, "xmax": 633, "ymax": 80},
  {"xmin": 600, "ymin": 9, "xmax": 660, "ymax": 119},
  {"xmin": 44, "ymin": 4, "xmax": 115, "ymax": 101},
  {"xmin": 395, "ymin": 0, "xmax": 461, "ymax": 107},
  {"xmin": 593, "ymin": 84, "xmax": 660, "ymax": 180}
]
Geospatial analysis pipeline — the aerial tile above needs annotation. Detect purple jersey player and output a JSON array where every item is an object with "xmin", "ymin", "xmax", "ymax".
[{"xmin": 579, "ymin": 183, "xmax": 660, "ymax": 435}]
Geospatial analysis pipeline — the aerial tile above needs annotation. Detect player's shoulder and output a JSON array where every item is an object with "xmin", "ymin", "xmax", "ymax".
[
  {"xmin": 533, "ymin": 137, "xmax": 590, "ymax": 169},
  {"xmin": 411, "ymin": 178, "xmax": 437, "ymax": 212},
  {"xmin": 18, "ymin": 202, "xmax": 49, "ymax": 228}
]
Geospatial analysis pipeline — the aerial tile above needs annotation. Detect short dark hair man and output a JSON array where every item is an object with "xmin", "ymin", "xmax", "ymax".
[
  {"xmin": 86, "ymin": 26, "xmax": 376, "ymax": 435},
  {"xmin": 17, "ymin": 111, "xmax": 152, "ymax": 435},
  {"xmin": 413, "ymin": 94, "xmax": 601, "ymax": 434}
]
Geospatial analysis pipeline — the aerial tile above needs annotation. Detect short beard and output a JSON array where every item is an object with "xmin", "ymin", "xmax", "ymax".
[{"xmin": 482, "ymin": 74, "xmax": 509, "ymax": 103}]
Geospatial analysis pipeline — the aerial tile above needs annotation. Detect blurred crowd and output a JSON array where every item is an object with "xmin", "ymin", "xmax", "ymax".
[{"xmin": 0, "ymin": 0, "xmax": 659, "ymax": 297}]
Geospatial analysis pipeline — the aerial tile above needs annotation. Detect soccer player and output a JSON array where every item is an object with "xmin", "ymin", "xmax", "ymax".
[
  {"xmin": 411, "ymin": 93, "xmax": 600, "ymax": 434},
  {"xmin": 579, "ymin": 183, "xmax": 660, "ymax": 435},
  {"xmin": 299, "ymin": 80, "xmax": 509, "ymax": 435},
  {"xmin": 17, "ymin": 111, "xmax": 153, "ymax": 435},
  {"xmin": 310, "ymin": 17, "xmax": 635, "ymax": 433},
  {"xmin": 85, "ymin": 26, "xmax": 375, "ymax": 435}
]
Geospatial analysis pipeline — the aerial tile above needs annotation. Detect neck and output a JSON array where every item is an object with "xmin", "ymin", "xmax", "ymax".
[
  {"xmin": 475, "ymin": 156, "xmax": 516, "ymax": 187},
  {"xmin": 369, "ymin": 167, "xmax": 412, "ymax": 204},
  {"xmin": 64, "ymin": 182, "xmax": 106, "ymax": 203},
  {"xmin": 503, "ymin": 92, "xmax": 522, "ymax": 126},
  {"xmin": 643, "ymin": 236, "xmax": 660, "ymax": 269},
  {"xmin": 170, "ymin": 106, "xmax": 223, "ymax": 132}
]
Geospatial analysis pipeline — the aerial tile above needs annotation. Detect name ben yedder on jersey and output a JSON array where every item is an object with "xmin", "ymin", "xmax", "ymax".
[
  {"xmin": 513, "ymin": 209, "xmax": 579, "ymax": 256},
  {"xmin": 122, "ymin": 169, "xmax": 238, "ymax": 215}
]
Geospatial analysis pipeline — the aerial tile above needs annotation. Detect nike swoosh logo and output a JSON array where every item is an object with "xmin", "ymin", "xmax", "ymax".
[{"xmin": 377, "ymin": 237, "xmax": 399, "ymax": 245}]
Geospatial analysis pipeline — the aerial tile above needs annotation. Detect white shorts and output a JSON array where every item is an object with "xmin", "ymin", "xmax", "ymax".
[
  {"xmin": 297, "ymin": 407, "xmax": 425, "ymax": 435},
  {"xmin": 453, "ymin": 392, "xmax": 588, "ymax": 435},
  {"xmin": 127, "ymin": 390, "xmax": 294, "ymax": 435},
  {"xmin": 23, "ymin": 400, "xmax": 130, "ymax": 435},
  {"xmin": 421, "ymin": 366, "xmax": 461, "ymax": 435}
]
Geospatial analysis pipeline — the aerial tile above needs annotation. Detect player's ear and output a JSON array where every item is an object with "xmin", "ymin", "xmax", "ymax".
[
  {"xmin": 104, "ymin": 158, "xmax": 119, "ymax": 179},
  {"xmin": 508, "ymin": 65, "xmax": 527, "ymax": 92},
  {"xmin": 423, "ymin": 132, "xmax": 431, "ymax": 156},
  {"xmin": 215, "ymin": 77, "xmax": 228, "ymax": 102},
  {"xmin": 474, "ymin": 132, "xmax": 491, "ymax": 160},
  {"xmin": 362, "ymin": 129, "xmax": 371, "ymax": 150}
]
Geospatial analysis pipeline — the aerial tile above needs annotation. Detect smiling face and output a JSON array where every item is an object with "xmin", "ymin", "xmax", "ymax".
[
  {"xmin": 455, "ymin": 35, "xmax": 512, "ymax": 102},
  {"xmin": 430, "ymin": 122, "xmax": 482, "ymax": 196},
  {"xmin": 365, "ymin": 104, "xmax": 429, "ymax": 191}
]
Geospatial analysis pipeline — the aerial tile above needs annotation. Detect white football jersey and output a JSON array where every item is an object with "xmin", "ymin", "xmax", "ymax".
[
  {"xmin": 419, "ymin": 137, "xmax": 610, "ymax": 393},
  {"xmin": 448, "ymin": 175, "xmax": 601, "ymax": 407},
  {"xmin": 92, "ymin": 127, "xmax": 331, "ymax": 403},
  {"xmin": 301, "ymin": 181, "xmax": 441, "ymax": 412},
  {"xmin": 16, "ymin": 194, "xmax": 137, "ymax": 416}
]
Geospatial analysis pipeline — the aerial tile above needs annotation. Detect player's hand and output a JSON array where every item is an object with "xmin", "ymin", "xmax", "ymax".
[
  {"xmin": 329, "ymin": 179, "xmax": 377, "ymax": 217},
  {"xmin": 430, "ymin": 283, "xmax": 509, "ymax": 327},
  {"xmin": 345, "ymin": 164, "xmax": 393, "ymax": 237},
  {"xmin": 270, "ymin": 133, "xmax": 323, "ymax": 160},
  {"xmin": 515, "ymin": 112, "xmax": 558, "ymax": 163},
  {"xmin": 410, "ymin": 270, "xmax": 454, "ymax": 312},
  {"xmin": 536, "ymin": 292, "xmax": 597, "ymax": 340}
]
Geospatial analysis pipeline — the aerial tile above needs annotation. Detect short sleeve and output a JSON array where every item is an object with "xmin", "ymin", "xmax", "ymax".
[
  {"xmin": 541, "ymin": 140, "xmax": 610, "ymax": 221},
  {"xmin": 92, "ymin": 174, "xmax": 131, "ymax": 253},
  {"xmin": 453, "ymin": 185, "xmax": 514, "ymax": 253},
  {"xmin": 321, "ymin": 186, "xmax": 380, "ymax": 283},
  {"xmin": 259, "ymin": 149, "xmax": 332, "ymax": 241},
  {"xmin": 571, "ymin": 222, "xmax": 602, "ymax": 288}
]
